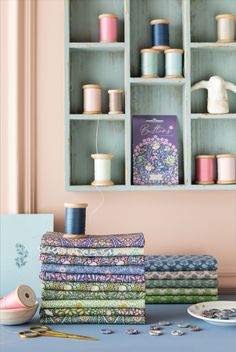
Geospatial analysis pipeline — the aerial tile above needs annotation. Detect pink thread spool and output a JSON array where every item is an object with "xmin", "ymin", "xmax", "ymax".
[
  {"xmin": 195, "ymin": 155, "xmax": 215, "ymax": 185},
  {"xmin": 82, "ymin": 84, "xmax": 102, "ymax": 114},
  {"xmin": 0, "ymin": 285, "xmax": 36, "ymax": 309},
  {"xmin": 99, "ymin": 13, "xmax": 118, "ymax": 42},
  {"xmin": 216, "ymin": 154, "xmax": 236, "ymax": 184}
]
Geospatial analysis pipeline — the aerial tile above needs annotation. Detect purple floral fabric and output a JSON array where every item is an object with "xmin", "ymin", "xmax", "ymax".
[
  {"xmin": 41, "ymin": 232, "xmax": 145, "ymax": 248},
  {"xmin": 41, "ymin": 264, "xmax": 144, "ymax": 275}
]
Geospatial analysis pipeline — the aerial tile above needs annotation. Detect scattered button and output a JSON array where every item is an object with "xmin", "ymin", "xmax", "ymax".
[
  {"xmin": 158, "ymin": 321, "xmax": 171, "ymax": 326},
  {"xmin": 127, "ymin": 328, "xmax": 139, "ymax": 335},
  {"xmin": 171, "ymin": 329, "xmax": 184, "ymax": 336},
  {"xmin": 176, "ymin": 322, "xmax": 189, "ymax": 328},
  {"xmin": 150, "ymin": 325, "xmax": 161, "ymax": 331},
  {"xmin": 188, "ymin": 325, "xmax": 202, "ymax": 332},
  {"xmin": 149, "ymin": 330, "xmax": 162, "ymax": 336},
  {"xmin": 100, "ymin": 328, "xmax": 113, "ymax": 334}
]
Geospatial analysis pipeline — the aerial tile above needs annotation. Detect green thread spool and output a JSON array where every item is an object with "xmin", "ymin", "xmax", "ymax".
[{"xmin": 140, "ymin": 48, "xmax": 160, "ymax": 78}]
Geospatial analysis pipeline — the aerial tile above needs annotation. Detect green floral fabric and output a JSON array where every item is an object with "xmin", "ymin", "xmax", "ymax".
[
  {"xmin": 145, "ymin": 295, "xmax": 218, "ymax": 304},
  {"xmin": 146, "ymin": 288, "xmax": 218, "ymax": 296},
  {"xmin": 41, "ymin": 281, "xmax": 145, "ymax": 292},
  {"xmin": 40, "ymin": 316, "xmax": 146, "ymax": 324},
  {"xmin": 42, "ymin": 290, "xmax": 145, "ymax": 300},
  {"xmin": 145, "ymin": 279, "xmax": 218, "ymax": 288},
  {"xmin": 40, "ymin": 307, "xmax": 145, "ymax": 317},
  {"xmin": 41, "ymin": 299, "xmax": 145, "ymax": 309},
  {"xmin": 145, "ymin": 270, "xmax": 217, "ymax": 280}
]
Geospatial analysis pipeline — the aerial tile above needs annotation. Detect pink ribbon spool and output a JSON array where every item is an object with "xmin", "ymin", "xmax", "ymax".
[
  {"xmin": 82, "ymin": 84, "xmax": 102, "ymax": 114},
  {"xmin": 195, "ymin": 155, "xmax": 215, "ymax": 185},
  {"xmin": 0, "ymin": 285, "xmax": 36, "ymax": 309},
  {"xmin": 99, "ymin": 13, "xmax": 118, "ymax": 42},
  {"xmin": 216, "ymin": 154, "xmax": 236, "ymax": 184}
]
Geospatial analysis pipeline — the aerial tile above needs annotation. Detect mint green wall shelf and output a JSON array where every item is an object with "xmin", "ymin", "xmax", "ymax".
[{"xmin": 65, "ymin": 0, "xmax": 236, "ymax": 191}]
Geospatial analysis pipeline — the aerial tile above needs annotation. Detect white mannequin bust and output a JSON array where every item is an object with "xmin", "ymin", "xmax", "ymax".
[{"xmin": 191, "ymin": 75, "xmax": 236, "ymax": 114}]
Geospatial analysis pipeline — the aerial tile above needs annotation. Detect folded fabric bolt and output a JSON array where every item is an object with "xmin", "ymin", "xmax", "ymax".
[
  {"xmin": 40, "ymin": 315, "xmax": 146, "ymax": 324},
  {"xmin": 41, "ymin": 264, "xmax": 145, "ymax": 275},
  {"xmin": 40, "ymin": 307, "xmax": 145, "ymax": 317},
  {"xmin": 40, "ymin": 254, "xmax": 145, "ymax": 266},
  {"xmin": 145, "ymin": 295, "xmax": 218, "ymax": 304},
  {"xmin": 41, "ymin": 232, "xmax": 145, "ymax": 248},
  {"xmin": 145, "ymin": 279, "xmax": 218, "ymax": 288},
  {"xmin": 146, "ymin": 288, "xmax": 218, "ymax": 296},
  {"xmin": 144, "ymin": 270, "xmax": 217, "ymax": 280},
  {"xmin": 41, "ymin": 281, "xmax": 145, "ymax": 292},
  {"xmin": 145, "ymin": 255, "xmax": 218, "ymax": 271},
  {"xmin": 40, "ymin": 246, "xmax": 143, "ymax": 257},
  {"xmin": 42, "ymin": 290, "xmax": 145, "ymax": 300},
  {"xmin": 41, "ymin": 299, "xmax": 145, "ymax": 309},
  {"xmin": 40, "ymin": 272, "xmax": 145, "ymax": 283}
]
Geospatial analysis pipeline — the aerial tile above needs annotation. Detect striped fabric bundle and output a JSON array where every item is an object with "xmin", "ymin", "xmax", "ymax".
[
  {"xmin": 39, "ymin": 232, "xmax": 145, "ymax": 324},
  {"xmin": 145, "ymin": 255, "xmax": 219, "ymax": 304}
]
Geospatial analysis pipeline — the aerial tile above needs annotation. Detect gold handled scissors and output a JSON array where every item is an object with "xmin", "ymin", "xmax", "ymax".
[{"xmin": 18, "ymin": 325, "xmax": 98, "ymax": 341}]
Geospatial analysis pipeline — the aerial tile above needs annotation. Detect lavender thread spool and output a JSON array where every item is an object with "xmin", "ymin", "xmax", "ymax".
[
  {"xmin": 63, "ymin": 203, "xmax": 88, "ymax": 238},
  {"xmin": 108, "ymin": 89, "xmax": 124, "ymax": 114}
]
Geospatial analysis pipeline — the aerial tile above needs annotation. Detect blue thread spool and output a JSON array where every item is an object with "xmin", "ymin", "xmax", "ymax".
[
  {"xmin": 164, "ymin": 48, "xmax": 184, "ymax": 78},
  {"xmin": 151, "ymin": 19, "xmax": 170, "ymax": 51},
  {"xmin": 140, "ymin": 48, "xmax": 160, "ymax": 77},
  {"xmin": 64, "ymin": 203, "xmax": 88, "ymax": 238}
]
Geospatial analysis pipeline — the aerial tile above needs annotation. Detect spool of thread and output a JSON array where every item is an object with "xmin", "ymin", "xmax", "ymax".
[
  {"xmin": 0, "ymin": 285, "xmax": 36, "ymax": 309},
  {"xmin": 91, "ymin": 154, "xmax": 114, "ymax": 186},
  {"xmin": 64, "ymin": 203, "xmax": 88, "ymax": 239},
  {"xmin": 108, "ymin": 89, "xmax": 123, "ymax": 114},
  {"xmin": 140, "ymin": 48, "xmax": 160, "ymax": 78},
  {"xmin": 150, "ymin": 19, "xmax": 170, "ymax": 51},
  {"xmin": 164, "ymin": 49, "xmax": 184, "ymax": 78},
  {"xmin": 99, "ymin": 13, "xmax": 118, "ymax": 42},
  {"xmin": 195, "ymin": 155, "xmax": 215, "ymax": 185},
  {"xmin": 82, "ymin": 84, "xmax": 102, "ymax": 114},
  {"xmin": 216, "ymin": 14, "xmax": 236, "ymax": 43},
  {"xmin": 216, "ymin": 154, "xmax": 236, "ymax": 184}
]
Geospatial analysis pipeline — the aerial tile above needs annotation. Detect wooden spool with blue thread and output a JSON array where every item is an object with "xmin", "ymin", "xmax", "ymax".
[
  {"xmin": 63, "ymin": 203, "xmax": 88, "ymax": 239},
  {"xmin": 164, "ymin": 48, "xmax": 184, "ymax": 78},
  {"xmin": 140, "ymin": 48, "xmax": 160, "ymax": 78},
  {"xmin": 150, "ymin": 19, "xmax": 170, "ymax": 51}
]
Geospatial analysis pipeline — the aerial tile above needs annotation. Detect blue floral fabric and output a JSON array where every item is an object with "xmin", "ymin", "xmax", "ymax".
[
  {"xmin": 145, "ymin": 255, "xmax": 218, "ymax": 271},
  {"xmin": 41, "ymin": 264, "xmax": 144, "ymax": 275}
]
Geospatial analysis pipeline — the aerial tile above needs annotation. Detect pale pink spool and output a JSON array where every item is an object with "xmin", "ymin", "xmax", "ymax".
[
  {"xmin": 99, "ymin": 13, "xmax": 118, "ymax": 42},
  {"xmin": 82, "ymin": 84, "xmax": 102, "ymax": 114},
  {"xmin": 0, "ymin": 285, "xmax": 36, "ymax": 309},
  {"xmin": 216, "ymin": 154, "xmax": 236, "ymax": 184},
  {"xmin": 195, "ymin": 155, "xmax": 215, "ymax": 185}
]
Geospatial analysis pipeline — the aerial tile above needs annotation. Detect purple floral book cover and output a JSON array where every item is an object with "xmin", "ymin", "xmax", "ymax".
[{"xmin": 132, "ymin": 115, "xmax": 179, "ymax": 185}]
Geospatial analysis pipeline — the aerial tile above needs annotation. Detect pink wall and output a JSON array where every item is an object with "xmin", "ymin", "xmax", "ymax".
[{"xmin": 35, "ymin": 1, "xmax": 236, "ymax": 289}]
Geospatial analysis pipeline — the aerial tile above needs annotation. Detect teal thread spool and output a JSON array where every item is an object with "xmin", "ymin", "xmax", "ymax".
[
  {"xmin": 164, "ymin": 49, "xmax": 184, "ymax": 78},
  {"xmin": 140, "ymin": 48, "xmax": 160, "ymax": 78}
]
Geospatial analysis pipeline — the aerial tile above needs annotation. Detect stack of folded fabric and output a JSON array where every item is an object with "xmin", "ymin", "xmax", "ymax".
[
  {"xmin": 145, "ymin": 255, "xmax": 218, "ymax": 304},
  {"xmin": 39, "ymin": 232, "xmax": 145, "ymax": 324}
]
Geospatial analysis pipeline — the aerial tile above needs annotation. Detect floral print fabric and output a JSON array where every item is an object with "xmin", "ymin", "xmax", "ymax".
[
  {"xmin": 145, "ymin": 295, "xmax": 218, "ymax": 304},
  {"xmin": 145, "ymin": 279, "xmax": 218, "ymax": 288},
  {"xmin": 40, "ymin": 272, "xmax": 145, "ymax": 283},
  {"xmin": 42, "ymin": 290, "xmax": 145, "ymax": 300},
  {"xmin": 40, "ymin": 246, "xmax": 143, "ymax": 257},
  {"xmin": 40, "ymin": 254, "xmax": 144, "ymax": 266},
  {"xmin": 40, "ymin": 316, "xmax": 145, "ymax": 324},
  {"xmin": 145, "ymin": 255, "xmax": 218, "ymax": 271},
  {"xmin": 41, "ymin": 281, "xmax": 145, "ymax": 292},
  {"xmin": 41, "ymin": 299, "xmax": 145, "ymax": 309},
  {"xmin": 41, "ymin": 264, "xmax": 144, "ymax": 275},
  {"xmin": 40, "ymin": 307, "xmax": 145, "ymax": 317},
  {"xmin": 146, "ymin": 288, "xmax": 218, "ymax": 296},
  {"xmin": 144, "ymin": 270, "xmax": 217, "ymax": 280},
  {"xmin": 41, "ymin": 232, "xmax": 145, "ymax": 248}
]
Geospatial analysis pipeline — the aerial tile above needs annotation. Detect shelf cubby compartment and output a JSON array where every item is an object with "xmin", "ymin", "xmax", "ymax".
[
  {"xmin": 70, "ymin": 120, "xmax": 126, "ymax": 187},
  {"xmin": 191, "ymin": 0, "xmax": 236, "ymax": 43},
  {"xmin": 131, "ymin": 85, "xmax": 184, "ymax": 184},
  {"xmin": 130, "ymin": 0, "xmax": 183, "ymax": 78},
  {"xmin": 191, "ymin": 119, "xmax": 236, "ymax": 185},
  {"xmin": 70, "ymin": 0, "xmax": 124, "ymax": 43},
  {"xmin": 191, "ymin": 49, "xmax": 236, "ymax": 113},
  {"xmin": 70, "ymin": 50, "xmax": 124, "ymax": 114}
]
